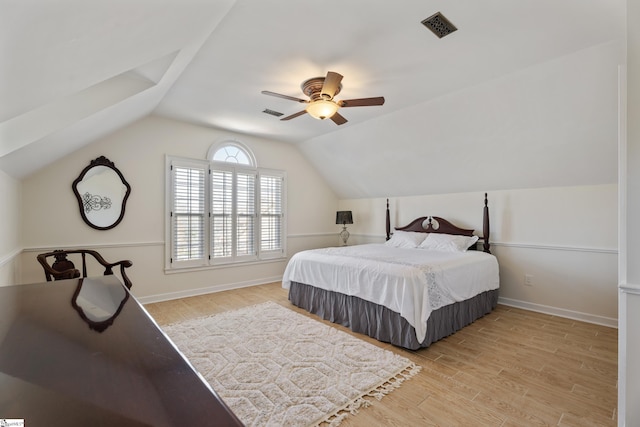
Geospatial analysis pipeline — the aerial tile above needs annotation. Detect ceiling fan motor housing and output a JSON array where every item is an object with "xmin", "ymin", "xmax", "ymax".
[{"xmin": 302, "ymin": 77, "xmax": 342, "ymax": 101}]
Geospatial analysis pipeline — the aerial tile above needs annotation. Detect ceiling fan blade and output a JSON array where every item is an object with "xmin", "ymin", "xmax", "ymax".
[
  {"xmin": 330, "ymin": 112, "xmax": 348, "ymax": 125},
  {"xmin": 261, "ymin": 91, "xmax": 308, "ymax": 103},
  {"xmin": 280, "ymin": 110, "xmax": 308, "ymax": 121},
  {"xmin": 339, "ymin": 96, "xmax": 385, "ymax": 107},
  {"xmin": 321, "ymin": 71, "xmax": 343, "ymax": 99}
]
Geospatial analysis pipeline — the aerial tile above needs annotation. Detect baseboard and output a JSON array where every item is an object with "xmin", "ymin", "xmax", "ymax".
[
  {"xmin": 136, "ymin": 276, "xmax": 283, "ymax": 305},
  {"xmin": 498, "ymin": 297, "xmax": 618, "ymax": 328},
  {"xmin": 140, "ymin": 283, "xmax": 618, "ymax": 328}
]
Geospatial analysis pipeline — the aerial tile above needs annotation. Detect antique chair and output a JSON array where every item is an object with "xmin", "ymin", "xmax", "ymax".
[{"xmin": 37, "ymin": 249, "xmax": 133, "ymax": 289}]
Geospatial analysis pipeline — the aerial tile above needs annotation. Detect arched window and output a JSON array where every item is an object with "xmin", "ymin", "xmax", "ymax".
[
  {"xmin": 208, "ymin": 141, "xmax": 255, "ymax": 166},
  {"xmin": 166, "ymin": 140, "xmax": 286, "ymax": 270}
]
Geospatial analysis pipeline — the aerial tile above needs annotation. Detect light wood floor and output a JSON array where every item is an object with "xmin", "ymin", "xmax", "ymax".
[{"xmin": 145, "ymin": 282, "xmax": 617, "ymax": 427}]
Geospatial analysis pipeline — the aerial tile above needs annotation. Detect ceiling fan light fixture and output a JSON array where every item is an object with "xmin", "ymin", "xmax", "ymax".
[
  {"xmin": 263, "ymin": 71, "xmax": 384, "ymax": 125},
  {"xmin": 306, "ymin": 99, "xmax": 339, "ymax": 120}
]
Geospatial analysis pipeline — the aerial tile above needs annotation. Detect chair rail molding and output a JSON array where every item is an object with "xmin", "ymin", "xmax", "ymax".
[
  {"xmin": 0, "ymin": 247, "xmax": 22, "ymax": 268},
  {"xmin": 619, "ymin": 282, "xmax": 640, "ymax": 295}
]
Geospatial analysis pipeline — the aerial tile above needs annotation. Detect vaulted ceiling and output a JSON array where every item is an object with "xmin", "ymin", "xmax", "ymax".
[{"xmin": 0, "ymin": 0, "xmax": 626, "ymax": 198}]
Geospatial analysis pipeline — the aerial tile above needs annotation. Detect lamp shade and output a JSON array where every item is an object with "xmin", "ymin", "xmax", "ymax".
[
  {"xmin": 306, "ymin": 99, "xmax": 339, "ymax": 120},
  {"xmin": 336, "ymin": 211, "xmax": 353, "ymax": 225}
]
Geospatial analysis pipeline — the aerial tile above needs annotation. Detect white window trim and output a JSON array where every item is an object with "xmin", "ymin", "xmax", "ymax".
[{"xmin": 165, "ymin": 155, "xmax": 287, "ymax": 271}]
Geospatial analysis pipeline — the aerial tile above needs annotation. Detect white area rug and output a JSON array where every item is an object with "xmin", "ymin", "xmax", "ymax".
[{"xmin": 163, "ymin": 301, "xmax": 420, "ymax": 427}]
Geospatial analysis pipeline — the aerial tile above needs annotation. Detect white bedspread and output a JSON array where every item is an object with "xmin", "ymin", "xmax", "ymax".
[{"xmin": 282, "ymin": 244, "xmax": 499, "ymax": 343}]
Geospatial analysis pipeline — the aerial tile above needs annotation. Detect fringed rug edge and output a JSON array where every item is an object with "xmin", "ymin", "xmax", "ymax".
[{"xmin": 312, "ymin": 361, "xmax": 422, "ymax": 427}]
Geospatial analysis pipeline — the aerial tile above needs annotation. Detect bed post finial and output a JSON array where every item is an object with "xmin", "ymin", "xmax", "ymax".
[
  {"xmin": 483, "ymin": 193, "xmax": 491, "ymax": 253},
  {"xmin": 386, "ymin": 199, "xmax": 391, "ymax": 241}
]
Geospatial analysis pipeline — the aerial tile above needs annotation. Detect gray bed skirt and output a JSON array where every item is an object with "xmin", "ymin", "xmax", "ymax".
[{"xmin": 288, "ymin": 281, "xmax": 499, "ymax": 350}]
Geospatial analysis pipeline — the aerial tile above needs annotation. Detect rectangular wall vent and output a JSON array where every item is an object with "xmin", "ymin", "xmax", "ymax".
[
  {"xmin": 421, "ymin": 12, "xmax": 457, "ymax": 38},
  {"xmin": 262, "ymin": 108, "xmax": 283, "ymax": 117}
]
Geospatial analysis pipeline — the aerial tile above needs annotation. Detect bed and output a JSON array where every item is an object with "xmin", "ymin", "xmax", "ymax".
[{"xmin": 282, "ymin": 194, "xmax": 499, "ymax": 350}]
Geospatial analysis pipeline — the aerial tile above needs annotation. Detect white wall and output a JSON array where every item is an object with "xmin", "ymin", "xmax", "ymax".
[
  {"xmin": 0, "ymin": 169, "xmax": 21, "ymax": 284},
  {"xmin": 302, "ymin": 40, "xmax": 622, "ymax": 200},
  {"xmin": 340, "ymin": 185, "xmax": 618, "ymax": 324},
  {"xmin": 18, "ymin": 115, "xmax": 338, "ymax": 299}
]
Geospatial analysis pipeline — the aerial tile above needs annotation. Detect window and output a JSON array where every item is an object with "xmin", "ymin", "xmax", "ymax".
[
  {"xmin": 260, "ymin": 175, "xmax": 284, "ymax": 252},
  {"xmin": 166, "ymin": 143, "xmax": 286, "ymax": 269},
  {"xmin": 171, "ymin": 160, "xmax": 207, "ymax": 267},
  {"xmin": 211, "ymin": 144, "xmax": 251, "ymax": 164},
  {"xmin": 208, "ymin": 140, "xmax": 255, "ymax": 166}
]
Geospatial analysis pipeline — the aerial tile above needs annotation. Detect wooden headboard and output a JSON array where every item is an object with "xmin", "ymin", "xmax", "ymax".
[{"xmin": 386, "ymin": 193, "xmax": 491, "ymax": 253}]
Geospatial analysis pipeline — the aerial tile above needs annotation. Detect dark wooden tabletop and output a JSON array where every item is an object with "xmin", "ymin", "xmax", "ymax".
[{"xmin": 0, "ymin": 275, "xmax": 243, "ymax": 427}]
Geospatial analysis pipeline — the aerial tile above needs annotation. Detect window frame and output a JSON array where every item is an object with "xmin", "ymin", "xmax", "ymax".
[{"xmin": 165, "ymin": 155, "xmax": 287, "ymax": 271}]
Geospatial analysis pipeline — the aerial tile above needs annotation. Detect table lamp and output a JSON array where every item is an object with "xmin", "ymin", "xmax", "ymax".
[{"xmin": 336, "ymin": 211, "xmax": 353, "ymax": 245}]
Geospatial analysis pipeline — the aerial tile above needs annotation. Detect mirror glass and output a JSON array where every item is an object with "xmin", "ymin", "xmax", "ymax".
[
  {"xmin": 73, "ymin": 156, "xmax": 131, "ymax": 230},
  {"xmin": 72, "ymin": 277, "xmax": 129, "ymax": 332}
]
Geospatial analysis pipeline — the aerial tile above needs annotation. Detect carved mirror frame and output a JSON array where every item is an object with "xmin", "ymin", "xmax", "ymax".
[{"xmin": 72, "ymin": 156, "xmax": 131, "ymax": 230}]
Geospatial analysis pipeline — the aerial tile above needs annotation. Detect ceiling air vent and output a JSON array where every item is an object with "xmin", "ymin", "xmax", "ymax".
[
  {"xmin": 262, "ymin": 108, "xmax": 283, "ymax": 117},
  {"xmin": 421, "ymin": 12, "xmax": 457, "ymax": 38}
]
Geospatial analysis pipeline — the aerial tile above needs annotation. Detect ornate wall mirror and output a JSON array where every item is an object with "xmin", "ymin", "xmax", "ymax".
[{"xmin": 72, "ymin": 156, "xmax": 131, "ymax": 230}]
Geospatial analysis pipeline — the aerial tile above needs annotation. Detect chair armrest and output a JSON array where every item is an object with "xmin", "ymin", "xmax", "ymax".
[
  {"xmin": 90, "ymin": 252, "xmax": 133, "ymax": 289},
  {"xmin": 112, "ymin": 260, "xmax": 133, "ymax": 290}
]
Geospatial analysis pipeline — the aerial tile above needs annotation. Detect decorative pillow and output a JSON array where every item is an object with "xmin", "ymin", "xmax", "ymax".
[
  {"xmin": 385, "ymin": 230, "xmax": 428, "ymax": 248},
  {"xmin": 418, "ymin": 233, "xmax": 479, "ymax": 252}
]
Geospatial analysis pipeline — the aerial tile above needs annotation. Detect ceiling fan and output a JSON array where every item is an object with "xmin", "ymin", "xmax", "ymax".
[{"xmin": 261, "ymin": 71, "xmax": 385, "ymax": 125}]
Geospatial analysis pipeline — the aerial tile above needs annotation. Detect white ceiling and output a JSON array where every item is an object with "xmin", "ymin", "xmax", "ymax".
[
  {"xmin": 0, "ymin": 0, "xmax": 235, "ymax": 177},
  {"xmin": 0, "ymin": 0, "xmax": 627, "ymax": 198},
  {"xmin": 156, "ymin": 0, "xmax": 625, "ymax": 143}
]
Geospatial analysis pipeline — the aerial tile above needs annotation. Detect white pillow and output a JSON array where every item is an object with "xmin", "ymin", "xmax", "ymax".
[
  {"xmin": 418, "ymin": 233, "xmax": 479, "ymax": 252},
  {"xmin": 385, "ymin": 230, "xmax": 427, "ymax": 248}
]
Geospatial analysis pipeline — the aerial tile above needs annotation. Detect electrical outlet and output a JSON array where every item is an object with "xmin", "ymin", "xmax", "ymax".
[{"xmin": 524, "ymin": 274, "xmax": 534, "ymax": 286}]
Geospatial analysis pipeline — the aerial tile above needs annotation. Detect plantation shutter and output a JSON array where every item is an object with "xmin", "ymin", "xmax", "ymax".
[
  {"xmin": 259, "ymin": 173, "xmax": 284, "ymax": 256},
  {"xmin": 171, "ymin": 162, "xmax": 207, "ymax": 267},
  {"xmin": 211, "ymin": 169, "xmax": 233, "ymax": 260},
  {"xmin": 167, "ymin": 154, "xmax": 286, "ymax": 270},
  {"xmin": 236, "ymin": 170, "xmax": 257, "ymax": 259}
]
